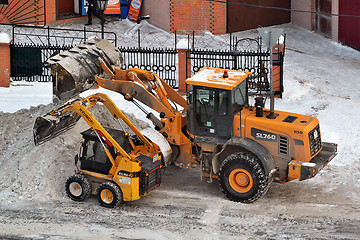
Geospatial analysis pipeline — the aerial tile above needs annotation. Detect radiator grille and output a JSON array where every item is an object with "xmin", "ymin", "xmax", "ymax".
[
  {"xmin": 279, "ymin": 135, "xmax": 289, "ymax": 155},
  {"xmin": 139, "ymin": 165, "xmax": 162, "ymax": 196},
  {"xmin": 309, "ymin": 125, "xmax": 322, "ymax": 157},
  {"xmin": 147, "ymin": 168, "xmax": 161, "ymax": 192}
]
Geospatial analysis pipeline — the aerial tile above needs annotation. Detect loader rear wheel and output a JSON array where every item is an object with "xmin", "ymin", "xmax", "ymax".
[
  {"xmin": 97, "ymin": 182, "xmax": 122, "ymax": 208},
  {"xmin": 65, "ymin": 174, "xmax": 91, "ymax": 201},
  {"xmin": 219, "ymin": 152, "xmax": 270, "ymax": 203}
]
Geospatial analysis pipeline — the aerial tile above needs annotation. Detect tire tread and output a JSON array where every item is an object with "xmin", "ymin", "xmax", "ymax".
[
  {"xmin": 65, "ymin": 174, "xmax": 91, "ymax": 201},
  {"xmin": 218, "ymin": 152, "xmax": 271, "ymax": 203},
  {"xmin": 97, "ymin": 181, "xmax": 122, "ymax": 208}
]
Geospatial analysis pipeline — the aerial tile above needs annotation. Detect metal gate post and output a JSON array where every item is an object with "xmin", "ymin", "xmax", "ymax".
[
  {"xmin": 0, "ymin": 35, "xmax": 11, "ymax": 87},
  {"xmin": 177, "ymin": 47, "xmax": 190, "ymax": 94}
]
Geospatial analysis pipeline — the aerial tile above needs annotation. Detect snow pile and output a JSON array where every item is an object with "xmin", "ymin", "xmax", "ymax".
[
  {"xmin": 177, "ymin": 38, "xmax": 189, "ymax": 49},
  {"xmin": 0, "ymin": 81, "xmax": 52, "ymax": 113},
  {"xmin": 0, "ymin": 32, "xmax": 10, "ymax": 43}
]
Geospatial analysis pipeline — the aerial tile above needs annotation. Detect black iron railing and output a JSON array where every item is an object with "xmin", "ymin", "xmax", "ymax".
[
  {"xmin": 186, "ymin": 49, "xmax": 272, "ymax": 94},
  {"xmin": 10, "ymin": 43, "xmax": 179, "ymax": 89},
  {"xmin": 10, "ymin": 25, "xmax": 117, "ymax": 46},
  {"xmin": 120, "ymin": 47, "xmax": 178, "ymax": 89},
  {"xmin": 7, "ymin": 24, "xmax": 285, "ymax": 96},
  {"xmin": 10, "ymin": 43, "xmax": 71, "ymax": 82},
  {"xmin": 186, "ymin": 35, "xmax": 286, "ymax": 96}
]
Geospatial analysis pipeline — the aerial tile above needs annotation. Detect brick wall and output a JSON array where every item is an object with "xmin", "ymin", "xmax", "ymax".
[
  {"xmin": 45, "ymin": 0, "xmax": 57, "ymax": 24},
  {"xmin": 0, "ymin": 0, "xmax": 50, "ymax": 25},
  {"xmin": 209, "ymin": 0, "xmax": 226, "ymax": 35},
  {"xmin": 170, "ymin": 0, "xmax": 226, "ymax": 35},
  {"xmin": 0, "ymin": 41, "xmax": 11, "ymax": 87},
  {"xmin": 0, "ymin": 13, "xmax": 11, "ymax": 24}
]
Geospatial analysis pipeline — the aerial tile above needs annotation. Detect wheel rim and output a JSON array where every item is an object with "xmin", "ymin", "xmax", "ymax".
[
  {"xmin": 229, "ymin": 168, "xmax": 253, "ymax": 193},
  {"xmin": 69, "ymin": 182, "xmax": 82, "ymax": 197},
  {"xmin": 100, "ymin": 189, "xmax": 114, "ymax": 204}
]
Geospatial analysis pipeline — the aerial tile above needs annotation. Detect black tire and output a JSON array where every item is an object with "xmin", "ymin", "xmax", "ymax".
[
  {"xmin": 218, "ymin": 152, "xmax": 271, "ymax": 203},
  {"xmin": 97, "ymin": 182, "xmax": 123, "ymax": 208},
  {"xmin": 65, "ymin": 174, "xmax": 92, "ymax": 201}
]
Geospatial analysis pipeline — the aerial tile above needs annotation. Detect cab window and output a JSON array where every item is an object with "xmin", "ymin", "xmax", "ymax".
[
  {"xmin": 195, "ymin": 88, "xmax": 215, "ymax": 128},
  {"xmin": 233, "ymin": 81, "xmax": 247, "ymax": 112},
  {"xmin": 218, "ymin": 90, "xmax": 229, "ymax": 116}
]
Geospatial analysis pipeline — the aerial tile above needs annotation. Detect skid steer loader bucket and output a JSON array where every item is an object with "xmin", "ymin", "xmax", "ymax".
[
  {"xmin": 47, "ymin": 38, "xmax": 123, "ymax": 101},
  {"xmin": 33, "ymin": 99, "xmax": 83, "ymax": 145},
  {"xmin": 33, "ymin": 113, "xmax": 81, "ymax": 145}
]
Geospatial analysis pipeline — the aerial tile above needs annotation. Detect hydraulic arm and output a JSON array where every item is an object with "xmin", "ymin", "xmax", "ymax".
[
  {"xmin": 34, "ymin": 93, "xmax": 159, "ymax": 165},
  {"xmin": 95, "ymin": 66, "xmax": 198, "ymax": 167}
]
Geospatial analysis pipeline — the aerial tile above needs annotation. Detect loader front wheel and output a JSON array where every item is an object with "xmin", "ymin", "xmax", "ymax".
[
  {"xmin": 219, "ymin": 152, "xmax": 270, "ymax": 203},
  {"xmin": 65, "ymin": 174, "xmax": 91, "ymax": 201},
  {"xmin": 97, "ymin": 182, "xmax": 122, "ymax": 208}
]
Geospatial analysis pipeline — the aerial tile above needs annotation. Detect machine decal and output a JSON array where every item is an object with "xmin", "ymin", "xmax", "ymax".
[
  {"xmin": 119, "ymin": 176, "xmax": 131, "ymax": 185},
  {"xmin": 79, "ymin": 108, "xmax": 94, "ymax": 124},
  {"xmin": 251, "ymin": 128, "xmax": 277, "ymax": 142}
]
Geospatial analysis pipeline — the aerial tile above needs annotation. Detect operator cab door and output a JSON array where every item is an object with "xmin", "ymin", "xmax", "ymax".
[
  {"xmin": 188, "ymin": 85, "xmax": 232, "ymax": 139},
  {"xmin": 80, "ymin": 139, "xmax": 113, "ymax": 175}
]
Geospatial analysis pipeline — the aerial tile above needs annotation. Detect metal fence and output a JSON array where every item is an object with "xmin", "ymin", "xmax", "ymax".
[
  {"xmin": 120, "ymin": 47, "xmax": 178, "ymax": 88},
  {"xmin": 10, "ymin": 43, "xmax": 179, "ymax": 89},
  {"xmin": 6, "ymin": 24, "xmax": 285, "ymax": 95},
  {"xmin": 2, "ymin": 24, "xmax": 117, "ymax": 46},
  {"xmin": 10, "ymin": 43, "xmax": 71, "ymax": 82},
  {"xmin": 8, "ymin": 25, "xmax": 117, "ymax": 82},
  {"xmin": 186, "ymin": 50, "xmax": 271, "ymax": 94},
  {"xmin": 186, "ymin": 35, "xmax": 285, "ymax": 96}
]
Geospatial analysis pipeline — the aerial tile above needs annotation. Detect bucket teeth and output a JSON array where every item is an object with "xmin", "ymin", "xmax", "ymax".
[{"xmin": 47, "ymin": 38, "xmax": 123, "ymax": 101}]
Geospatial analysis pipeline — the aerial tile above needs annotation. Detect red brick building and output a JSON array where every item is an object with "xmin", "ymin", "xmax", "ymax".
[
  {"xmin": 0, "ymin": 0, "xmax": 53, "ymax": 25},
  {"xmin": 142, "ymin": 0, "xmax": 290, "ymax": 35},
  {"xmin": 0, "ymin": 0, "xmax": 357, "ymax": 48},
  {"xmin": 0, "ymin": 0, "xmax": 80, "ymax": 25},
  {"xmin": 0, "ymin": 0, "xmax": 290, "ymax": 35}
]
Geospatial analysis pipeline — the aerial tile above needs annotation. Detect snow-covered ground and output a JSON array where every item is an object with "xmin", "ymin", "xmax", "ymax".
[
  {"xmin": 0, "ymin": 21, "xmax": 360, "ymax": 239},
  {"xmin": 0, "ymin": 81, "xmax": 52, "ymax": 113}
]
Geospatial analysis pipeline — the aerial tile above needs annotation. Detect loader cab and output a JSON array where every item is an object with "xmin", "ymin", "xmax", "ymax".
[
  {"xmin": 186, "ymin": 67, "xmax": 250, "ymax": 140},
  {"xmin": 79, "ymin": 128, "xmax": 132, "ymax": 174}
]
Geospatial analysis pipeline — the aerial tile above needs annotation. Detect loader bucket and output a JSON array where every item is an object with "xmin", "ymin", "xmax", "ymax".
[
  {"xmin": 33, "ymin": 113, "xmax": 81, "ymax": 145},
  {"xmin": 47, "ymin": 38, "xmax": 123, "ymax": 101}
]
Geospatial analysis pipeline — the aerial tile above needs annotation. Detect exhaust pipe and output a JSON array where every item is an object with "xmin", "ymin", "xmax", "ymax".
[{"xmin": 255, "ymin": 97, "xmax": 264, "ymax": 117}]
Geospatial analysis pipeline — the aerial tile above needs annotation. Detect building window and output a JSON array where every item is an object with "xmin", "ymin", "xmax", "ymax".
[{"xmin": 0, "ymin": 0, "xmax": 8, "ymax": 4}]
